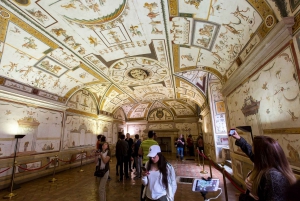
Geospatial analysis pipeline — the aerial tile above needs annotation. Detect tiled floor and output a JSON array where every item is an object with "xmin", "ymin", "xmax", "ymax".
[{"xmin": 0, "ymin": 153, "xmax": 241, "ymax": 201}]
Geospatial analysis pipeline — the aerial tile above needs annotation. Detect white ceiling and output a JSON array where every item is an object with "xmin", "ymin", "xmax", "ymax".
[{"xmin": 0, "ymin": 0, "xmax": 291, "ymax": 116}]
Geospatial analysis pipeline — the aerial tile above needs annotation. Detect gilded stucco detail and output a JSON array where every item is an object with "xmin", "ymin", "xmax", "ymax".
[
  {"xmin": 292, "ymin": 11, "xmax": 300, "ymax": 34},
  {"xmin": 168, "ymin": 0, "xmax": 178, "ymax": 17},
  {"xmin": 248, "ymin": 0, "xmax": 277, "ymax": 38},
  {"xmin": 172, "ymin": 44, "xmax": 180, "ymax": 72}
]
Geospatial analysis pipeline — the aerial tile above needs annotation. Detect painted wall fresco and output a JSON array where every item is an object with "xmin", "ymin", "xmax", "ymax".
[
  {"xmin": 63, "ymin": 115, "xmax": 97, "ymax": 149},
  {"xmin": 202, "ymin": 111, "xmax": 216, "ymax": 161},
  {"xmin": 208, "ymin": 80, "xmax": 229, "ymax": 162},
  {"xmin": 175, "ymin": 123, "xmax": 199, "ymax": 139},
  {"xmin": 227, "ymin": 45, "xmax": 300, "ymax": 131},
  {"xmin": 0, "ymin": 99, "xmax": 63, "ymax": 158},
  {"xmin": 227, "ymin": 44, "xmax": 300, "ymax": 171}
]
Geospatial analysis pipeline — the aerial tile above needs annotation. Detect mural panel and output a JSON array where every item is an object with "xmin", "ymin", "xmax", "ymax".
[
  {"xmin": 0, "ymin": 100, "xmax": 63, "ymax": 158},
  {"xmin": 227, "ymin": 45, "xmax": 300, "ymax": 131},
  {"xmin": 63, "ymin": 115, "xmax": 97, "ymax": 149}
]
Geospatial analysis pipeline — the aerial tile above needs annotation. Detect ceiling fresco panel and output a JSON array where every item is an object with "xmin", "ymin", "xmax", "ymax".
[
  {"xmin": 179, "ymin": 46, "xmax": 200, "ymax": 68},
  {"xmin": 128, "ymin": 103, "xmax": 151, "ymax": 119},
  {"xmin": 148, "ymin": 108, "xmax": 174, "ymax": 121},
  {"xmin": 179, "ymin": 0, "xmax": 211, "ymax": 19},
  {"xmin": 130, "ymin": 84, "xmax": 174, "ymax": 102},
  {"xmin": 175, "ymin": 77, "xmax": 206, "ymax": 107},
  {"xmin": 164, "ymin": 100, "xmax": 195, "ymax": 116},
  {"xmin": 49, "ymin": 48, "xmax": 81, "ymax": 69},
  {"xmin": 170, "ymin": 17, "xmax": 192, "ymax": 45},
  {"xmin": 149, "ymin": 100, "xmax": 169, "ymax": 111},
  {"xmin": 191, "ymin": 20, "xmax": 220, "ymax": 51},
  {"xmin": 175, "ymin": 70, "xmax": 208, "ymax": 95},
  {"xmin": 8, "ymin": 0, "xmax": 58, "ymax": 28},
  {"xmin": 67, "ymin": 89, "xmax": 98, "ymax": 115},
  {"xmin": 0, "ymin": 0, "xmax": 288, "ymax": 117},
  {"xmin": 100, "ymin": 85, "xmax": 134, "ymax": 113},
  {"xmin": 121, "ymin": 104, "xmax": 136, "ymax": 116},
  {"xmin": 113, "ymin": 107, "xmax": 126, "ymax": 121},
  {"xmin": 152, "ymin": 39, "xmax": 169, "ymax": 67}
]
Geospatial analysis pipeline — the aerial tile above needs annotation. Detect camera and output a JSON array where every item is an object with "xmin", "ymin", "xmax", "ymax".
[{"xmin": 229, "ymin": 129, "xmax": 235, "ymax": 136}]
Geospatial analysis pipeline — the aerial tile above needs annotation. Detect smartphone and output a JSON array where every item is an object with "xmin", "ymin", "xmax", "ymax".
[
  {"xmin": 192, "ymin": 179, "xmax": 219, "ymax": 192},
  {"xmin": 141, "ymin": 167, "xmax": 147, "ymax": 171},
  {"xmin": 229, "ymin": 129, "xmax": 235, "ymax": 136}
]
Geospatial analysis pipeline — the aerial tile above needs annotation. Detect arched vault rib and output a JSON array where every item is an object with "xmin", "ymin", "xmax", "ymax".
[{"xmin": 174, "ymin": 76, "xmax": 206, "ymax": 109}]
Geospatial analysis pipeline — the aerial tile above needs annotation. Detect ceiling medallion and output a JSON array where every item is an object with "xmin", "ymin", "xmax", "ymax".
[
  {"xmin": 156, "ymin": 108, "xmax": 164, "ymax": 119},
  {"xmin": 265, "ymin": 15, "xmax": 275, "ymax": 28},
  {"xmin": 128, "ymin": 68, "xmax": 148, "ymax": 80}
]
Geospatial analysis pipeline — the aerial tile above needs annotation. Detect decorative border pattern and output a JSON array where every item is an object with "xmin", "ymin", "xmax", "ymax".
[{"xmin": 263, "ymin": 127, "xmax": 300, "ymax": 134}]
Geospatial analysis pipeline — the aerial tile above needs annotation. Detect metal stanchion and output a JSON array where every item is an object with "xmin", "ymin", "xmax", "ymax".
[
  {"xmin": 200, "ymin": 150, "xmax": 208, "ymax": 174},
  {"xmin": 3, "ymin": 134, "xmax": 25, "ymax": 199},
  {"xmin": 49, "ymin": 155, "xmax": 58, "ymax": 182},
  {"xmin": 196, "ymin": 147, "xmax": 200, "ymax": 166},
  {"xmin": 221, "ymin": 163, "xmax": 229, "ymax": 201},
  {"xmin": 78, "ymin": 151, "xmax": 84, "ymax": 172},
  {"xmin": 208, "ymin": 155, "xmax": 212, "ymax": 178}
]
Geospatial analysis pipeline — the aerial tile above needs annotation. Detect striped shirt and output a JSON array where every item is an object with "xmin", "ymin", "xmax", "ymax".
[{"xmin": 140, "ymin": 139, "xmax": 158, "ymax": 164}]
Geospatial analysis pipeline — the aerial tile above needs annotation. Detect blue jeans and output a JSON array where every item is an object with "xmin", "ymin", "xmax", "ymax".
[{"xmin": 177, "ymin": 147, "xmax": 184, "ymax": 160}]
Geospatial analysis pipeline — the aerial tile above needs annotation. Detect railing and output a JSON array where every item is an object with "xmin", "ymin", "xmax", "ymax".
[
  {"xmin": 1, "ymin": 150, "xmax": 97, "ymax": 199},
  {"xmin": 196, "ymin": 148, "xmax": 246, "ymax": 201}
]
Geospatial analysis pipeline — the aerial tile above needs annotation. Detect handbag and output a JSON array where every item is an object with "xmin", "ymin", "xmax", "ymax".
[{"xmin": 94, "ymin": 159, "xmax": 107, "ymax": 177}]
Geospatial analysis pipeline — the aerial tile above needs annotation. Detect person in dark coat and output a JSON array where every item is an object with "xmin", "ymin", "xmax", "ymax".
[
  {"xmin": 125, "ymin": 133, "xmax": 134, "ymax": 173},
  {"xmin": 230, "ymin": 130, "xmax": 296, "ymax": 201},
  {"xmin": 116, "ymin": 134, "xmax": 129, "ymax": 181}
]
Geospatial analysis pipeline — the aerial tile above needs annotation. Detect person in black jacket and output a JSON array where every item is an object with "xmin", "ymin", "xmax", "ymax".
[
  {"xmin": 116, "ymin": 134, "xmax": 129, "ymax": 181},
  {"xmin": 125, "ymin": 133, "xmax": 134, "ymax": 173},
  {"xmin": 230, "ymin": 130, "xmax": 296, "ymax": 201}
]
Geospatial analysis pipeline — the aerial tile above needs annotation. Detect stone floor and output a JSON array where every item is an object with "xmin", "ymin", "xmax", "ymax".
[{"xmin": 0, "ymin": 153, "xmax": 241, "ymax": 201}]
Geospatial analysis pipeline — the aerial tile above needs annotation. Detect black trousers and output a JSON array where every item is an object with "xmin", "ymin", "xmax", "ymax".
[
  {"xmin": 116, "ymin": 157, "xmax": 120, "ymax": 174},
  {"xmin": 188, "ymin": 146, "xmax": 195, "ymax": 156},
  {"xmin": 124, "ymin": 155, "xmax": 131, "ymax": 173},
  {"xmin": 118, "ymin": 156, "xmax": 129, "ymax": 180}
]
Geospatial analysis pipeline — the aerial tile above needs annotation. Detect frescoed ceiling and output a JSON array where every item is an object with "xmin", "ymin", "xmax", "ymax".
[{"xmin": 0, "ymin": 0, "xmax": 295, "ymax": 117}]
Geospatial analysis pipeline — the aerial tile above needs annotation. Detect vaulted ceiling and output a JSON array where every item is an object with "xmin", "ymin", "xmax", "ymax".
[{"xmin": 0, "ymin": 0, "xmax": 292, "ymax": 117}]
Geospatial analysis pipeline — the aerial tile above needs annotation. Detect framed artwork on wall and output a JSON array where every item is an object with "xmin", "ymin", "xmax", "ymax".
[
  {"xmin": 216, "ymin": 135, "xmax": 229, "ymax": 145},
  {"xmin": 215, "ymin": 101, "xmax": 225, "ymax": 114}
]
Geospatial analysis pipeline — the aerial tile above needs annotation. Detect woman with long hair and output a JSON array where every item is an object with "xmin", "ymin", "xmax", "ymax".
[
  {"xmin": 141, "ymin": 145, "xmax": 177, "ymax": 201},
  {"xmin": 230, "ymin": 130, "xmax": 296, "ymax": 201},
  {"xmin": 98, "ymin": 142, "xmax": 110, "ymax": 201}
]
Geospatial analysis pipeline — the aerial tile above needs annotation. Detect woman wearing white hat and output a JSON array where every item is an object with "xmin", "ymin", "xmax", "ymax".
[{"xmin": 141, "ymin": 145, "xmax": 177, "ymax": 201}]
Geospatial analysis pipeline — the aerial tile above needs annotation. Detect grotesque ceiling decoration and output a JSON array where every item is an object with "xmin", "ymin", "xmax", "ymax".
[{"xmin": 0, "ymin": 0, "xmax": 289, "ymax": 118}]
